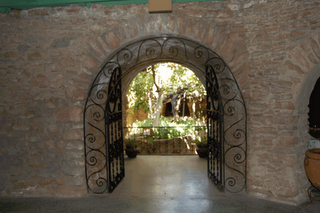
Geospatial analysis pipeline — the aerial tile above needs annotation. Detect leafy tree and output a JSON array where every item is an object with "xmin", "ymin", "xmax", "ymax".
[
  {"xmin": 127, "ymin": 63, "xmax": 206, "ymax": 126},
  {"xmin": 164, "ymin": 63, "xmax": 206, "ymax": 121}
]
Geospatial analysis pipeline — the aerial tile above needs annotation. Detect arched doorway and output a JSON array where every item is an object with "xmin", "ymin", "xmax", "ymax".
[
  {"xmin": 308, "ymin": 77, "xmax": 320, "ymax": 139},
  {"xmin": 83, "ymin": 36, "xmax": 247, "ymax": 194}
]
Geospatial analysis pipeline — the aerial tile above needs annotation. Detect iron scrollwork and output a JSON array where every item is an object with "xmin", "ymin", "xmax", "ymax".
[
  {"xmin": 84, "ymin": 36, "xmax": 247, "ymax": 194},
  {"xmin": 206, "ymin": 64, "xmax": 224, "ymax": 191},
  {"xmin": 106, "ymin": 67, "xmax": 125, "ymax": 193},
  {"xmin": 207, "ymin": 57, "xmax": 247, "ymax": 193}
]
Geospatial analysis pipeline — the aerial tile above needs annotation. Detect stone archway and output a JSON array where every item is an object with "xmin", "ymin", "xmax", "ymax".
[
  {"xmin": 295, "ymin": 64, "xmax": 320, "ymax": 193},
  {"xmin": 296, "ymin": 64, "xmax": 320, "ymax": 131},
  {"xmin": 83, "ymin": 36, "xmax": 247, "ymax": 194}
]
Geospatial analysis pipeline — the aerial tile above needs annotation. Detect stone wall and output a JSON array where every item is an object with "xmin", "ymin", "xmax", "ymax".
[{"xmin": 0, "ymin": 0, "xmax": 320, "ymax": 204}]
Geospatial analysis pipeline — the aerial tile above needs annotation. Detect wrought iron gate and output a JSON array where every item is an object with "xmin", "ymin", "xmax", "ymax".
[
  {"xmin": 106, "ymin": 67, "xmax": 125, "ymax": 192},
  {"xmin": 206, "ymin": 64, "xmax": 224, "ymax": 191},
  {"xmin": 84, "ymin": 36, "xmax": 247, "ymax": 194}
]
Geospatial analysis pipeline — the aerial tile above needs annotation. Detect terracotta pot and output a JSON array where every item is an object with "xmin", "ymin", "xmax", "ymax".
[{"xmin": 304, "ymin": 148, "xmax": 320, "ymax": 189}]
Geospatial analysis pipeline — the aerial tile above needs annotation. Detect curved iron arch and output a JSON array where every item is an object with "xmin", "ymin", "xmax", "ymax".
[{"xmin": 83, "ymin": 36, "xmax": 247, "ymax": 194}]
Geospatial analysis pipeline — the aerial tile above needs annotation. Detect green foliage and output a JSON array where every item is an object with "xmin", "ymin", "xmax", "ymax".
[
  {"xmin": 130, "ymin": 116, "xmax": 206, "ymax": 140},
  {"xmin": 166, "ymin": 63, "xmax": 206, "ymax": 98},
  {"xmin": 192, "ymin": 136, "xmax": 207, "ymax": 145},
  {"xmin": 127, "ymin": 62, "xmax": 206, "ymax": 124},
  {"xmin": 133, "ymin": 118, "xmax": 153, "ymax": 127},
  {"xmin": 147, "ymin": 137, "xmax": 153, "ymax": 144},
  {"xmin": 127, "ymin": 70, "xmax": 154, "ymax": 113},
  {"xmin": 133, "ymin": 116, "xmax": 196, "ymax": 128},
  {"xmin": 123, "ymin": 138, "xmax": 139, "ymax": 148}
]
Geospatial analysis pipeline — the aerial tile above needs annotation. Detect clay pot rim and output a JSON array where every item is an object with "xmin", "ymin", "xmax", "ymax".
[{"xmin": 305, "ymin": 148, "xmax": 320, "ymax": 160}]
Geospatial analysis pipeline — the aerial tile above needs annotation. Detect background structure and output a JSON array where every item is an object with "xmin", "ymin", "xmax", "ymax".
[{"xmin": 0, "ymin": 0, "xmax": 320, "ymax": 205}]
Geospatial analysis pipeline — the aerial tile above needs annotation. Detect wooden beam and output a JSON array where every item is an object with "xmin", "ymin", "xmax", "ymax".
[{"xmin": 149, "ymin": 0, "xmax": 172, "ymax": 13}]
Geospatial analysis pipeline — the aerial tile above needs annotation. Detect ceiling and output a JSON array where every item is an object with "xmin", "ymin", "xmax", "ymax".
[{"xmin": 0, "ymin": 0, "xmax": 223, "ymax": 14}]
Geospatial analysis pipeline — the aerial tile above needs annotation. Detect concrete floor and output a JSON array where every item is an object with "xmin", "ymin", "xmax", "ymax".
[{"xmin": 1, "ymin": 155, "xmax": 319, "ymax": 213}]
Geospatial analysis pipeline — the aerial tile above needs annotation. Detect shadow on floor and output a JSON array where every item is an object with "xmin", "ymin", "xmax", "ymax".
[{"xmin": 1, "ymin": 156, "xmax": 319, "ymax": 213}]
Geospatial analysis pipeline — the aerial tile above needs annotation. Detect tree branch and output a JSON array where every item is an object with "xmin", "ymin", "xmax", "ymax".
[
  {"xmin": 163, "ymin": 86, "xmax": 189, "ymax": 103},
  {"xmin": 151, "ymin": 65, "xmax": 161, "ymax": 92}
]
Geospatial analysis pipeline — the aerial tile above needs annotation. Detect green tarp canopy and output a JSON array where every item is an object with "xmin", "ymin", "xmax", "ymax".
[{"xmin": 0, "ymin": 0, "xmax": 223, "ymax": 14}]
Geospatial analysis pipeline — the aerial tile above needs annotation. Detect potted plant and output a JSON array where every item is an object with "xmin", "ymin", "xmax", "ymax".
[
  {"xmin": 193, "ymin": 136, "xmax": 208, "ymax": 158},
  {"xmin": 124, "ymin": 139, "xmax": 140, "ymax": 158}
]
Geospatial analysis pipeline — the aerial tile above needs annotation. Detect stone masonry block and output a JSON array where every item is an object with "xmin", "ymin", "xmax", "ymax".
[
  {"xmin": 284, "ymin": 60, "xmax": 305, "ymax": 74},
  {"xmin": 56, "ymin": 107, "xmax": 82, "ymax": 123},
  {"xmin": 81, "ymin": 54, "xmax": 99, "ymax": 70},
  {"xmin": 104, "ymin": 31, "xmax": 120, "ymax": 49},
  {"xmin": 27, "ymin": 52, "xmax": 42, "ymax": 60},
  {"xmin": 88, "ymin": 38, "xmax": 105, "ymax": 61},
  {"xmin": 28, "ymin": 9, "xmax": 49, "ymax": 17},
  {"xmin": 62, "ymin": 129, "xmax": 82, "ymax": 141},
  {"xmin": 292, "ymin": 49, "xmax": 310, "ymax": 69},
  {"xmin": 310, "ymin": 37, "xmax": 320, "ymax": 59}
]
